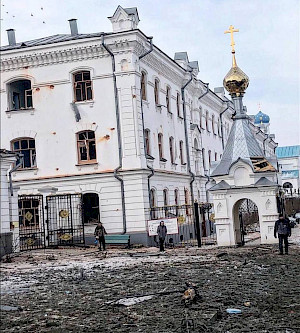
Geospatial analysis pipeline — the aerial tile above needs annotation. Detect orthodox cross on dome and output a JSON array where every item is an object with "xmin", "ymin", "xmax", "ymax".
[
  {"xmin": 224, "ymin": 25, "xmax": 239, "ymax": 53},
  {"xmin": 258, "ymin": 102, "xmax": 262, "ymax": 111}
]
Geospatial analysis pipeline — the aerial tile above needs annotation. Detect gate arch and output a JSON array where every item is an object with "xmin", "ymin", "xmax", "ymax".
[{"xmin": 233, "ymin": 198, "xmax": 259, "ymax": 246}]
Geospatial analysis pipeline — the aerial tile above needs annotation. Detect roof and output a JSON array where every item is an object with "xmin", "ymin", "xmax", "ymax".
[
  {"xmin": 255, "ymin": 177, "xmax": 277, "ymax": 187},
  {"xmin": 211, "ymin": 117, "xmax": 264, "ymax": 176},
  {"xmin": 209, "ymin": 180, "xmax": 231, "ymax": 191},
  {"xmin": 0, "ymin": 33, "xmax": 106, "ymax": 51},
  {"xmin": 276, "ymin": 145, "xmax": 300, "ymax": 158}
]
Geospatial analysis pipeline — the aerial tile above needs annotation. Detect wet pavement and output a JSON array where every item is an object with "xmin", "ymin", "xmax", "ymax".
[{"xmin": 1, "ymin": 230, "xmax": 300, "ymax": 332}]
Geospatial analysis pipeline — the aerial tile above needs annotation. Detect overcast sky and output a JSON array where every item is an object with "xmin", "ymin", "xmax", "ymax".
[{"xmin": 1, "ymin": 0, "xmax": 299, "ymax": 147}]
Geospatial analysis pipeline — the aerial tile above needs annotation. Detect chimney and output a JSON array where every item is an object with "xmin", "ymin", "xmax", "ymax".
[
  {"xmin": 6, "ymin": 29, "xmax": 16, "ymax": 46},
  {"xmin": 68, "ymin": 19, "xmax": 78, "ymax": 35}
]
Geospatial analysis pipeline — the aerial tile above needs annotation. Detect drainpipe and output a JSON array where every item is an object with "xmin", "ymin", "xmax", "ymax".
[
  {"xmin": 101, "ymin": 34, "xmax": 127, "ymax": 234},
  {"xmin": 9, "ymin": 153, "xmax": 23, "ymax": 196},
  {"xmin": 181, "ymin": 71, "xmax": 195, "ymax": 204},
  {"xmin": 263, "ymin": 134, "xmax": 269, "ymax": 156},
  {"xmin": 139, "ymin": 37, "xmax": 155, "ymax": 205},
  {"xmin": 219, "ymin": 102, "xmax": 230, "ymax": 149}
]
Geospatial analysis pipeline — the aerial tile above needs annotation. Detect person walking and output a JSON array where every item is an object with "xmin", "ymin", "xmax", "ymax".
[
  {"xmin": 274, "ymin": 214, "xmax": 291, "ymax": 255},
  {"xmin": 157, "ymin": 221, "xmax": 167, "ymax": 252},
  {"xmin": 94, "ymin": 222, "xmax": 107, "ymax": 251}
]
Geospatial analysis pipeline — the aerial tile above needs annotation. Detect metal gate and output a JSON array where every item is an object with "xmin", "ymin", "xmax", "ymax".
[
  {"xmin": 46, "ymin": 193, "xmax": 85, "ymax": 247},
  {"xmin": 238, "ymin": 199, "xmax": 259, "ymax": 246},
  {"xmin": 18, "ymin": 195, "xmax": 46, "ymax": 251}
]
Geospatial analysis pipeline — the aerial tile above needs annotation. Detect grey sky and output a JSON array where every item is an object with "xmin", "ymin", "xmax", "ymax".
[{"xmin": 1, "ymin": 0, "xmax": 299, "ymax": 147}]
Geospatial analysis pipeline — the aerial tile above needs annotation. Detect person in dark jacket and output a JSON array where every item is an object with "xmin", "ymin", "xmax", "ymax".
[
  {"xmin": 274, "ymin": 214, "xmax": 291, "ymax": 255},
  {"xmin": 157, "ymin": 221, "xmax": 167, "ymax": 252},
  {"xmin": 94, "ymin": 222, "xmax": 107, "ymax": 251}
]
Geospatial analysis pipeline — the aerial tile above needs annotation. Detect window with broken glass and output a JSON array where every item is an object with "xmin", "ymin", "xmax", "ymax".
[
  {"xmin": 11, "ymin": 138, "xmax": 36, "ymax": 168},
  {"xmin": 77, "ymin": 131, "xmax": 97, "ymax": 164},
  {"xmin": 74, "ymin": 71, "xmax": 93, "ymax": 102},
  {"xmin": 8, "ymin": 79, "xmax": 33, "ymax": 110}
]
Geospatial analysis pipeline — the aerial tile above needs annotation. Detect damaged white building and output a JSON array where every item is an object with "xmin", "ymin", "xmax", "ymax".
[{"xmin": 0, "ymin": 6, "xmax": 277, "ymax": 248}]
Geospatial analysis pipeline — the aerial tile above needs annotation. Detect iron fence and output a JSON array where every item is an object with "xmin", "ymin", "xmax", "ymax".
[{"xmin": 146, "ymin": 203, "xmax": 215, "ymax": 247}]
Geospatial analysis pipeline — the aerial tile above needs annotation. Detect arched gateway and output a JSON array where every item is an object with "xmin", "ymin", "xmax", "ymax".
[{"xmin": 209, "ymin": 26, "xmax": 280, "ymax": 247}]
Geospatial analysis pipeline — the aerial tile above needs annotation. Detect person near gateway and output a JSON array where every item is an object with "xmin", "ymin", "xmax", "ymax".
[
  {"xmin": 157, "ymin": 221, "xmax": 167, "ymax": 252},
  {"xmin": 94, "ymin": 222, "xmax": 107, "ymax": 251},
  {"xmin": 274, "ymin": 214, "xmax": 291, "ymax": 255}
]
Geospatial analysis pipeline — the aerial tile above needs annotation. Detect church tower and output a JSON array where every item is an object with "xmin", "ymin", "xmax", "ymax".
[{"xmin": 209, "ymin": 26, "xmax": 279, "ymax": 246}]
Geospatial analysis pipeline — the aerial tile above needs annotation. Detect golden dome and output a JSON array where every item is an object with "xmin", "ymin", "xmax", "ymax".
[{"xmin": 223, "ymin": 53, "xmax": 249, "ymax": 96}]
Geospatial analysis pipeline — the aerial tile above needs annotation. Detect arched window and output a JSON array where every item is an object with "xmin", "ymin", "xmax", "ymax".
[
  {"xmin": 169, "ymin": 137, "xmax": 175, "ymax": 164},
  {"xmin": 208, "ymin": 150, "xmax": 212, "ymax": 166},
  {"xmin": 166, "ymin": 87, "xmax": 171, "ymax": 113},
  {"xmin": 212, "ymin": 115, "xmax": 215, "ymax": 134},
  {"xmin": 206, "ymin": 111, "xmax": 209, "ymax": 131},
  {"xmin": 150, "ymin": 188, "xmax": 157, "ymax": 207},
  {"xmin": 158, "ymin": 133, "xmax": 164, "ymax": 160},
  {"xmin": 179, "ymin": 140, "xmax": 185, "ymax": 165},
  {"xmin": 163, "ymin": 189, "xmax": 169, "ymax": 206},
  {"xmin": 177, "ymin": 92, "xmax": 181, "ymax": 117},
  {"xmin": 11, "ymin": 138, "xmax": 36, "ymax": 168},
  {"xmin": 174, "ymin": 189, "xmax": 179, "ymax": 206},
  {"xmin": 8, "ymin": 79, "xmax": 33, "ymax": 110},
  {"xmin": 141, "ymin": 72, "xmax": 147, "ymax": 100},
  {"xmin": 77, "ymin": 130, "xmax": 96, "ymax": 164},
  {"xmin": 215, "ymin": 152, "xmax": 218, "ymax": 161},
  {"xmin": 73, "ymin": 71, "xmax": 93, "ymax": 102},
  {"xmin": 283, "ymin": 182, "xmax": 293, "ymax": 189},
  {"xmin": 202, "ymin": 148, "xmax": 206, "ymax": 171},
  {"xmin": 154, "ymin": 79, "xmax": 159, "ymax": 105},
  {"xmin": 144, "ymin": 129, "xmax": 151, "ymax": 155}
]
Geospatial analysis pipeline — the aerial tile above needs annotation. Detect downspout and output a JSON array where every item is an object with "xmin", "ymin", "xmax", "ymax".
[
  {"xmin": 139, "ymin": 37, "xmax": 155, "ymax": 205},
  {"xmin": 263, "ymin": 134, "xmax": 269, "ymax": 156},
  {"xmin": 9, "ymin": 153, "xmax": 23, "ymax": 196},
  {"xmin": 181, "ymin": 71, "xmax": 195, "ymax": 204},
  {"xmin": 101, "ymin": 34, "xmax": 127, "ymax": 234},
  {"xmin": 219, "ymin": 102, "xmax": 230, "ymax": 149}
]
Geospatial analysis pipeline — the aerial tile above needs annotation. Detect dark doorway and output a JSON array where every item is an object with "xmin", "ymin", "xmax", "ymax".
[{"xmin": 83, "ymin": 193, "xmax": 100, "ymax": 224}]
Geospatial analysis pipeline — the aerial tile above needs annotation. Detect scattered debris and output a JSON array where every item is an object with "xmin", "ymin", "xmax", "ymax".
[
  {"xmin": 0, "ymin": 305, "xmax": 22, "ymax": 311},
  {"xmin": 226, "ymin": 308, "xmax": 242, "ymax": 314},
  {"xmin": 115, "ymin": 295, "xmax": 154, "ymax": 306},
  {"xmin": 216, "ymin": 252, "xmax": 228, "ymax": 258}
]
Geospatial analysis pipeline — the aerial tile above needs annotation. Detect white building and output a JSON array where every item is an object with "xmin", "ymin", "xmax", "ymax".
[
  {"xmin": 0, "ymin": 6, "xmax": 277, "ymax": 247},
  {"xmin": 276, "ymin": 146, "xmax": 300, "ymax": 190}
]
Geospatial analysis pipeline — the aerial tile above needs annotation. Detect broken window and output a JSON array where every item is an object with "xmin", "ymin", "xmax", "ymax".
[
  {"xmin": 19, "ymin": 198, "xmax": 40, "ymax": 229},
  {"xmin": 179, "ymin": 140, "xmax": 185, "ymax": 165},
  {"xmin": 154, "ymin": 79, "xmax": 159, "ymax": 105},
  {"xmin": 141, "ymin": 72, "xmax": 147, "ymax": 100},
  {"xmin": 11, "ymin": 138, "xmax": 36, "ymax": 168},
  {"xmin": 158, "ymin": 133, "xmax": 164, "ymax": 160},
  {"xmin": 177, "ymin": 93, "xmax": 181, "ymax": 117},
  {"xmin": 74, "ymin": 71, "xmax": 93, "ymax": 102},
  {"xmin": 8, "ymin": 79, "xmax": 33, "ymax": 110},
  {"xmin": 77, "ymin": 130, "xmax": 97, "ymax": 164},
  {"xmin": 166, "ymin": 87, "xmax": 171, "ymax": 113},
  {"xmin": 169, "ymin": 137, "xmax": 175, "ymax": 164},
  {"xmin": 144, "ymin": 129, "xmax": 151, "ymax": 156}
]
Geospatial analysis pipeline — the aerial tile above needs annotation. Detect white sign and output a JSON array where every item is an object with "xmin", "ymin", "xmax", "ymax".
[{"xmin": 147, "ymin": 218, "xmax": 179, "ymax": 236}]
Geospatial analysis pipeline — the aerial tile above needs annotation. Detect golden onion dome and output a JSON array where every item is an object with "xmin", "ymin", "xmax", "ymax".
[{"xmin": 223, "ymin": 52, "xmax": 249, "ymax": 96}]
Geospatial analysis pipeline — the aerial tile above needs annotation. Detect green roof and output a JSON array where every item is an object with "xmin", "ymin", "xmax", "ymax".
[{"xmin": 276, "ymin": 145, "xmax": 300, "ymax": 158}]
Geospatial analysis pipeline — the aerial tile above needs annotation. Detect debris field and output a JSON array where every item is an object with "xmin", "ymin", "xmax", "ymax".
[{"xmin": 1, "ymin": 244, "xmax": 300, "ymax": 333}]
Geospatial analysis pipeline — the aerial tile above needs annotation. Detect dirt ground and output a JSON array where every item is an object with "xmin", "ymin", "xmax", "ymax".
[{"xmin": 1, "ymin": 232, "xmax": 300, "ymax": 333}]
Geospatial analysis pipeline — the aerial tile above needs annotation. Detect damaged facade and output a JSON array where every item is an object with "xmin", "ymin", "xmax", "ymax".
[{"xmin": 0, "ymin": 6, "xmax": 277, "ymax": 247}]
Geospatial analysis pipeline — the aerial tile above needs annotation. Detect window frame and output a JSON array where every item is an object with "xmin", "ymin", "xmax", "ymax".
[
  {"xmin": 8, "ymin": 79, "xmax": 33, "ymax": 111},
  {"xmin": 144, "ymin": 129, "xmax": 151, "ymax": 156},
  {"xmin": 169, "ymin": 136, "xmax": 175, "ymax": 164},
  {"xmin": 206, "ymin": 111, "xmax": 210, "ymax": 132},
  {"xmin": 154, "ymin": 79, "xmax": 160, "ymax": 105},
  {"xmin": 176, "ymin": 92, "xmax": 181, "ymax": 117},
  {"xmin": 76, "ymin": 130, "xmax": 97, "ymax": 164},
  {"xmin": 73, "ymin": 71, "xmax": 93, "ymax": 103},
  {"xmin": 141, "ymin": 72, "xmax": 147, "ymax": 101},
  {"xmin": 202, "ymin": 148, "xmax": 206, "ymax": 171},
  {"xmin": 158, "ymin": 133, "xmax": 164, "ymax": 160},
  {"xmin": 166, "ymin": 86, "xmax": 171, "ymax": 113},
  {"xmin": 179, "ymin": 140, "xmax": 185, "ymax": 165},
  {"xmin": 11, "ymin": 137, "xmax": 37, "ymax": 169}
]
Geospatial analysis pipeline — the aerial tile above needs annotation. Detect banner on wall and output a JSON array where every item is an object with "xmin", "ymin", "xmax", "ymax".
[{"xmin": 147, "ymin": 218, "xmax": 179, "ymax": 236}]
